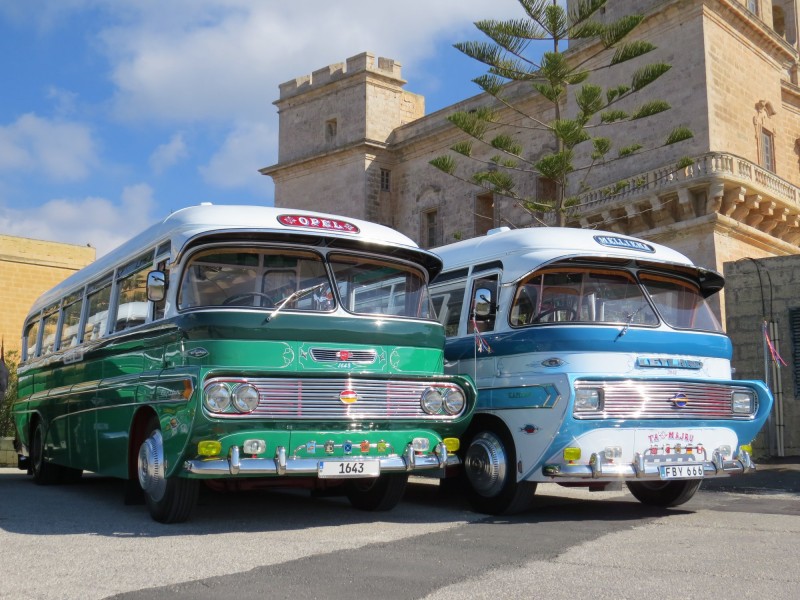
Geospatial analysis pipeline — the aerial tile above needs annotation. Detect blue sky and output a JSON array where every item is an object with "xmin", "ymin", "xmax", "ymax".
[{"xmin": 0, "ymin": 0, "xmax": 526, "ymax": 256}]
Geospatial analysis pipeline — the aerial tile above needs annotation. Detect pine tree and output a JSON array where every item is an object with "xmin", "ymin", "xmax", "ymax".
[{"xmin": 430, "ymin": 0, "xmax": 693, "ymax": 227}]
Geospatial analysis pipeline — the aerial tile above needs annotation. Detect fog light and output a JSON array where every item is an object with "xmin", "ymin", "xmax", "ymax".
[
  {"xmin": 575, "ymin": 388, "xmax": 602, "ymax": 411},
  {"xmin": 243, "ymin": 439, "xmax": 266, "ymax": 455},
  {"xmin": 412, "ymin": 437, "xmax": 431, "ymax": 452},
  {"xmin": 443, "ymin": 437, "xmax": 460, "ymax": 452},
  {"xmin": 198, "ymin": 440, "xmax": 222, "ymax": 456},
  {"xmin": 718, "ymin": 444, "xmax": 732, "ymax": 459},
  {"xmin": 732, "ymin": 390, "xmax": 755, "ymax": 414},
  {"xmin": 563, "ymin": 447, "xmax": 581, "ymax": 461},
  {"xmin": 739, "ymin": 444, "xmax": 752, "ymax": 457}
]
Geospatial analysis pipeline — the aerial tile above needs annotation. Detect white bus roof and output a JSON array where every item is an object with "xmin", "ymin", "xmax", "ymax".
[
  {"xmin": 433, "ymin": 227, "xmax": 722, "ymax": 290},
  {"xmin": 28, "ymin": 204, "xmax": 436, "ymax": 315}
]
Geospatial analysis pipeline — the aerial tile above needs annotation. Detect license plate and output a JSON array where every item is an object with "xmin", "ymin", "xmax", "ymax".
[
  {"xmin": 318, "ymin": 460, "xmax": 380, "ymax": 478},
  {"xmin": 659, "ymin": 463, "xmax": 704, "ymax": 480}
]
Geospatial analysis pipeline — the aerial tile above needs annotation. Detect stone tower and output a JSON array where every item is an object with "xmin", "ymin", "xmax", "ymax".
[{"xmin": 261, "ymin": 52, "xmax": 424, "ymax": 227}]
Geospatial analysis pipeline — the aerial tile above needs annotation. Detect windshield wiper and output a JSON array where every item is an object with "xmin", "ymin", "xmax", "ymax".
[
  {"xmin": 264, "ymin": 282, "xmax": 328, "ymax": 323},
  {"xmin": 615, "ymin": 304, "xmax": 646, "ymax": 341}
]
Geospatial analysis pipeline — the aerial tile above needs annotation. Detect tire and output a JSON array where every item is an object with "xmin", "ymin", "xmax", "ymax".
[
  {"xmin": 30, "ymin": 421, "xmax": 60, "ymax": 485},
  {"xmin": 137, "ymin": 416, "xmax": 199, "ymax": 523},
  {"xmin": 626, "ymin": 479, "xmax": 702, "ymax": 507},
  {"xmin": 345, "ymin": 473, "xmax": 408, "ymax": 511},
  {"xmin": 462, "ymin": 427, "xmax": 536, "ymax": 515}
]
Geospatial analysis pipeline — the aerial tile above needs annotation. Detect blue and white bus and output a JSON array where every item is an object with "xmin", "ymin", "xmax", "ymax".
[{"xmin": 430, "ymin": 227, "xmax": 773, "ymax": 514}]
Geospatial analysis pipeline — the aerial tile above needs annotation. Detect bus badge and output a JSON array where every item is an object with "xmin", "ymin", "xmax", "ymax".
[
  {"xmin": 670, "ymin": 393, "xmax": 689, "ymax": 408},
  {"xmin": 343, "ymin": 441, "xmax": 353, "ymax": 454},
  {"xmin": 360, "ymin": 440, "xmax": 370, "ymax": 453},
  {"xmin": 340, "ymin": 390, "xmax": 359, "ymax": 404},
  {"xmin": 377, "ymin": 441, "xmax": 388, "ymax": 453},
  {"xmin": 324, "ymin": 441, "xmax": 335, "ymax": 454},
  {"xmin": 306, "ymin": 441, "xmax": 316, "ymax": 454}
]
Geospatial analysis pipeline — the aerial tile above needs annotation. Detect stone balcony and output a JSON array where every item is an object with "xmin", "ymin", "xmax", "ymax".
[{"xmin": 567, "ymin": 153, "xmax": 800, "ymax": 247}]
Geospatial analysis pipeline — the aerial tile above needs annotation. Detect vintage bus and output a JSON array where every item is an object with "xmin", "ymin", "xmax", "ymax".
[
  {"xmin": 12, "ymin": 204, "xmax": 476, "ymax": 522},
  {"xmin": 430, "ymin": 227, "xmax": 773, "ymax": 514}
]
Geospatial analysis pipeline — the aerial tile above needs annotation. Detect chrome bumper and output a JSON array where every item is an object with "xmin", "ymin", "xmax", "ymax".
[
  {"xmin": 542, "ymin": 449, "xmax": 755, "ymax": 480},
  {"xmin": 184, "ymin": 442, "xmax": 453, "ymax": 476}
]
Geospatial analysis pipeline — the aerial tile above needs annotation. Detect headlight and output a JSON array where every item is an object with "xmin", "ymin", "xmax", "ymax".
[
  {"xmin": 575, "ymin": 387, "xmax": 602, "ymax": 411},
  {"xmin": 443, "ymin": 388, "xmax": 465, "ymax": 415},
  {"xmin": 421, "ymin": 388, "xmax": 444, "ymax": 414},
  {"xmin": 204, "ymin": 382, "xmax": 231, "ymax": 413},
  {"xmin": 232, "ymin": 383, "xmax": 260, "ymax": 413},
  {"xmin": 732, "ymin": 390, "xmax": 755, "ymax": 414}
]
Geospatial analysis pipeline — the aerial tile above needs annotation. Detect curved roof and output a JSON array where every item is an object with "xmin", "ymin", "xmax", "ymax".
[
  {"xmin": 433, "ymin": 227, "xmax": 722, "ymax": 292},
  {"xmin": 28, "ymin": 204, "xmax": 435, "ymax": 315}
]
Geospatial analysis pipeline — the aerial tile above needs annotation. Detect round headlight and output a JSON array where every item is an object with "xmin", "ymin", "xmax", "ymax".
[
  {"xmin": 204, "ymin": 383, "xmax": 231, "ymax": 413},
  {"xmin": 443, "ymin": 388, "xmax": 465, "ymax": 415},
  {"xmin": 232, "ymin": 383, "xmax": 260, "ymax": 413},
  {"xmin": 421, "ymin": 387, "xmax": 443, "ymax": 414}
]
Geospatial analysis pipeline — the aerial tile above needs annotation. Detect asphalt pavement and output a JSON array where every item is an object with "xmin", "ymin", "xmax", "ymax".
[{"xmin": 702, "ymin": 455, "xmax": 800, "ymax": 494}]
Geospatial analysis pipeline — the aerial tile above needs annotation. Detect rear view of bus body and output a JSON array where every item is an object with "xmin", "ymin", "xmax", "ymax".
[
  {"xmin": 13, "ymin": 205, "xmax": 475, "ymax": 522},
  {"xmin": 430, "ymin": 227, "xmax": 772, "ymax": 515}
]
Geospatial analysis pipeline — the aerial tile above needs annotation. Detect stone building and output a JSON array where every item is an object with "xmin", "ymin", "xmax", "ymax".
[
  {"xmin": 262, "ymin": 0, "xmax": 800, "ymax": 325},
  {"xmin": 725, "ymin": 253, "xmax": 800, "ymax": 456},
  {"xmin": 0, "ymin": 235, "xmax": 95, "ymax": 358}
]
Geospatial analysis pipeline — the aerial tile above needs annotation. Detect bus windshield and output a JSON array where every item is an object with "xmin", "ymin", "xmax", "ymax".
[
  {"xmin": 178, "ymin": 248, "xmax": 333, "ymax": 311},
  {"xmin": 328, "ymin": 253, "xmax": 434, "ymax": 319}
]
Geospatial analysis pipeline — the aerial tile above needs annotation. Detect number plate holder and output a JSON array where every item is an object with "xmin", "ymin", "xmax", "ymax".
[
  {"xmin": 658, "ymin": 463, "xmax": 704, "ymax": 480},
  {"xmin": 318, "ymin": 460, "xmax": 380, "ymax": 479}
]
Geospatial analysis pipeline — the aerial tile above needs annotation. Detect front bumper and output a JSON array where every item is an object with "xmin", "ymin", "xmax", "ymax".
[
  {"xmin": 184, "ymin": 441, "xmax": 459, "ymax": 477},
  {"xmin": 542, "ymin": 448, "xmax": 755, "ymax": 480}
]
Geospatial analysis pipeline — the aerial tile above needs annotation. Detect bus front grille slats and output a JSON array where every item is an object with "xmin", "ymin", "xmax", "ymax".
[
  {"xmin": 574, "ymin": 380, "xmax": 754, "ymax": 420},
  {"xmin": 215, "ymin": 378, "xmax": 454, "ymax": 420}
]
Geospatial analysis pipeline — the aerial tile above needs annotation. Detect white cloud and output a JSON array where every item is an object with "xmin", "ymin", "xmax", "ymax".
[
  {"xmin": 90, "ymin": 0, "xmax": 522, "ymax": 123},
  {"xmin": 199, "ymin": 120, "xmax": 275, "ymax": 196},
  {"xmin": 0, "ymin": 184, "xmax": 159, "ymax": 257},
  {"xmin": 149, "ymin": 133, "xmax": 188, "ymax": 174},
  {"xmin": 0, "ymin": 113, "xmax": 98, "ymax": 181}
]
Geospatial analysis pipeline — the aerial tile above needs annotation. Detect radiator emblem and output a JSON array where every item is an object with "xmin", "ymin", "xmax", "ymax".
[{"xmin": 340, "ymin": 390, "xmax": 359, "ymax": 404}]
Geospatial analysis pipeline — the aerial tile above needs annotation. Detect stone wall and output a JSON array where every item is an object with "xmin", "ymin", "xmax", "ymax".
[
  {"xmin": 724, "ymin": 253, "xmax": 800, "ymax": 456},
  {"xmin": 0, "ymin": 235, "xmax": 95, "ymax": 357}
]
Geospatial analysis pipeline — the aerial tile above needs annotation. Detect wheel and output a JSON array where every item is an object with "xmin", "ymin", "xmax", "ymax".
[
  {"xmin": 462, "ymin": 428, "xmax": 536, "ymax": 515},
  {"xmin": 626, "ymin": 480, "xmax": 701, "ymax": 507},
  {"xmin": 345, "ymin": 473, "xmax": 408, "ymax": 511},
  {"xmin": 138, "ymin": 416, "xmax": 199, "ymax": 523},
  {"xmin": 31, "ymin": 421, "xmax": 60, "ymax": 485},
  {"xmin": 223, "ymin": 292, "xmax": 274, "ymax": 307}
]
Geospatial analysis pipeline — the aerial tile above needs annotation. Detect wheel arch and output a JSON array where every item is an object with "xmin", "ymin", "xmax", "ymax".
[{"xmin": 127, "ymin": 407, "xmax": 158, "ymax": 481}]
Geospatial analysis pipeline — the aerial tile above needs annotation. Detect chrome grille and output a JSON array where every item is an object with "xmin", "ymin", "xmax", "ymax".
[
  {"xmin": 310, "ymin": 348, "xmax": 377, "ymax": 363},
  {"xmin": 573, "ymin": 380, "xmax": 755, "ymax": 420},
  {"xmin": 206, "ymin": 377, "xmax": 464, "ymax": 420}
]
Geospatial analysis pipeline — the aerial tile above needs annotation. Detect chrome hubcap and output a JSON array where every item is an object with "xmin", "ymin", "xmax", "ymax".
[
  {"xmin": 138, "ymin": 429, "xmax": 167, "ymax": 501},
  {"xmin": 464, "ymin": 432, "xmax": 507, "ymax": 497}
]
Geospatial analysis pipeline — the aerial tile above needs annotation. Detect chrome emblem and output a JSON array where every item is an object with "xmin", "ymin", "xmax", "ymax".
[
  {"xmin": 520, "ymin": 424, "xmax": 539, "ymax": 434},
  {"xmin": 340, "ymin": 390, "xmax": 358, "ymax": 404},
  {"xmin": 670, "ymin": 393, "xmax": 689, "ymax": 408},
  {"xmin": 185, "ymin": 347, "xmax": 209, "ymax": 359}
]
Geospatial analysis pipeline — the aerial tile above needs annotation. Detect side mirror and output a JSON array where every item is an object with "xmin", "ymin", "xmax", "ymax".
[
  {"xmin": 146, "ymin": 270, "xmax": 166, "ymax": 302},
  {"xmin": 473, "ymin": 288, "xmax": 493, "ymax": 319}
]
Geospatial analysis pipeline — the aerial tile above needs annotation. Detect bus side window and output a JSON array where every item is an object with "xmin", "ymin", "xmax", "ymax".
[
  {"xmin": 40, "ymin": 306, "xmax": 60, "ymax": 356},
  {"xmin": 83, "ymin": 276, "xmax": 112, "ymax": 341},
  {"xmin": 58, "ymin": 291, "xmax": 84, "ymax": 349},
  {"xmin": 24, "ymin": 317, "xmax": 41, "ymax": 360},
  {"xmin": 469, "ymin": 275, "xmax": 498, "ymax": 333},
  {"xmin": 430, "ymin": 281, "xmax": 467, "ymax": 338}
]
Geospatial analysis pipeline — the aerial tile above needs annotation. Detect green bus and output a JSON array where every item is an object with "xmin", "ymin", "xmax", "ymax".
[{"xmin": 12, "ymin": 204, "xmax": 476, "ymax": 522}]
